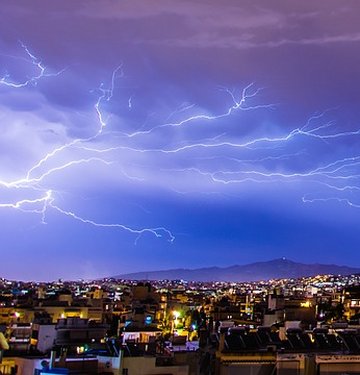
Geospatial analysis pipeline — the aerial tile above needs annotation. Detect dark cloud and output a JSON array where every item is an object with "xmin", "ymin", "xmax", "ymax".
[{"xmin": 0, "ymin": 0, "xmax": 360, "ymax": 280}]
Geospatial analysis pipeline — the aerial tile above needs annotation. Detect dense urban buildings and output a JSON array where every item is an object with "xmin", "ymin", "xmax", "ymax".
[{"xmin": 1, "ymin": 272, "xmax": 360, "ymax": 374}]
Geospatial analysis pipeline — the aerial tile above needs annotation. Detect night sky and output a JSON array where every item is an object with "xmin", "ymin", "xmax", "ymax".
[{"xmin": 1, "ymin": 1, "xmax": 360, "ymax": 280}]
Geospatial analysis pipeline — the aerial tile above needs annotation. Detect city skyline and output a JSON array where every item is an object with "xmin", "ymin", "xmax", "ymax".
[{"xmin": 1, "ymin": 1, "xmax": 360, "ymax": 280}]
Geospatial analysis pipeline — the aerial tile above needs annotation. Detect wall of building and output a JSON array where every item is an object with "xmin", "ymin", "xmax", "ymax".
[
  {"xmin": 123, "ymin": 356, "xmax": 189, "ymax": 375},
  {"xmin": 220, "ymin": 363, "xmax": 275, "ymax": 375},
  {"xmin": 277, "ymin": 354, "xmax": 309, "ymax": 375},
  {"xmin": 97, "ymin": 355, "xmax": 121, "ymax": 374},
  {"xmin": 316, "ymin": 355, "xmax": 360, "ymax": 375},
  {"xmin": 13, "ymin": 357, "xmax": 44, "ymax": 375},
  {"xmin": 37, "ymin": 325, "xmax": 56, "ymax": 353}
]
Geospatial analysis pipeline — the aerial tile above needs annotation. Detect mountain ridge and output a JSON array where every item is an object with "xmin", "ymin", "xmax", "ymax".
[{"xmin": 113, "ymin": 258, "xmax": 360, "ymax": 282}]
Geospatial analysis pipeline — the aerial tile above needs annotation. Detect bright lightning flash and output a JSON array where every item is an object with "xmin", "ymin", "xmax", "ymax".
[{"xmin": 1, "ymin": 43, "xmax": 360, "ymax": 246}]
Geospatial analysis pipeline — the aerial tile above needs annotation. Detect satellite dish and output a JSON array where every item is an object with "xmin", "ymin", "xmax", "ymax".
[{"xmin": 0, "ymin": 332, "xmax": 9, "ymax": 350}]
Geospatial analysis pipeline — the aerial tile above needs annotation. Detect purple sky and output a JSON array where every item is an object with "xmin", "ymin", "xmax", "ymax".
[{"xmin": 1, "ymin": 1, "xmax": 360, "ymax": 280}]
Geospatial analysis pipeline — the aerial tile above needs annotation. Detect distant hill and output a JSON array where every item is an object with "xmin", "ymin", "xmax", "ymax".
[{"xmin": 114, "ymin": 258, "xmax": 360, "ymax": 282}]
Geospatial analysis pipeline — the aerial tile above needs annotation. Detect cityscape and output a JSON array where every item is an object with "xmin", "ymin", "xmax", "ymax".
[
  {"xmin": 1, "ymin": 0, "xmax": 360, "ymax": 374},
  {"xmin": 1, "ymin": 268, "xmax": 360, "ymax": 374}
]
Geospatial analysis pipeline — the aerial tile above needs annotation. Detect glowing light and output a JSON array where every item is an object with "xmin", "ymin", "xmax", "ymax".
[
  {"xmin": 0, "ymin": 41, "xmax": 65, "ymax": 88},
  {"xmin": 1, "ymin": 41, "xmax": 360, "ymax": 252},
  {"xmin": 0, "ymin": 49, "xmax": 173, "ymax": 244},
  {"xmin": 124, "ymin": 83, "xmax": 276, "ymax": 137},
  {"xmin": 300, "ymin": 301, "xmax": 311, "ymax": 308}
]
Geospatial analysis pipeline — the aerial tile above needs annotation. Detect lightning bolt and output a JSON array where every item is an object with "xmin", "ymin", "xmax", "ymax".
[
  {"xmin": 302, "ymin": 196, "xmax": 360, "ymax": 208},
  {"xmin": 124, "ymin": 83, "xmax": 276, "ymax": 137},
  {"xmin": 0, "ymin": 47, "xmax": 174, "ymax": 243},
  {"xmin": 1, "ymin": 42, "xmax": 360, "ymax": 250},
  {"xmin": 0, "ymin": 41, "xmax": 65, "ymax": 88}
]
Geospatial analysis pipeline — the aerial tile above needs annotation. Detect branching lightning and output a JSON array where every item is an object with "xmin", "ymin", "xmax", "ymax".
[
  {"xmin": 0, "ymin": 47, "xmax": 175, "ymax": 243},
  {"xmin": 124, "ymin": 84, "xmax": 276, "ymax": 138},
  {"xmin": 1, "ymin": 42, "xmax": 360, "ymax": 248},
  {"xmin": 0, "ymin": 41, "xmax": 65, "ymax": 88}
]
